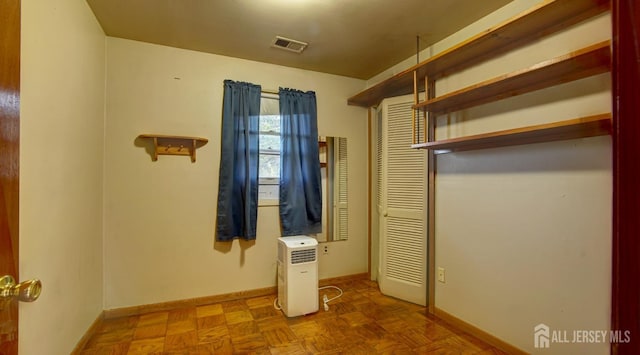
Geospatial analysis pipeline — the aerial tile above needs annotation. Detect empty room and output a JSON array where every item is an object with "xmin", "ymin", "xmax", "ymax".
[{"xmin": 1, "ymin": 0, "xmax": 638, "ymax": 354}]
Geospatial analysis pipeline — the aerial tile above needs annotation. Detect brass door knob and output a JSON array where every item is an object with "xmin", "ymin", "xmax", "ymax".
[{"xmin": 0, "ymin": 275, "xmax": 42, "ymax": 302}]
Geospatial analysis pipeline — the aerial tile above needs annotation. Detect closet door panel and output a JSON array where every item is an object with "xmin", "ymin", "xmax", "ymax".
[{"xmin": 379, "ymin": 96, "xmax": 428, "ymax": 306}]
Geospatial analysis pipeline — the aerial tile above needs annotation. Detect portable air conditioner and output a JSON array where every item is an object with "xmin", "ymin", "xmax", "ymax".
[{"xmin": 277, "ymin": 236, "xmax": 319, "ymax": 317}]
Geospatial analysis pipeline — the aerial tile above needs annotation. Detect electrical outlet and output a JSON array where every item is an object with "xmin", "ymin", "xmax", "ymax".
[
  {"xmin": 437, "ymin": 267, "xmax": 445, "ymax": 283},
  {"xmin": 323, "ymin": 245, "xmax": 329, "ymax": 255}
]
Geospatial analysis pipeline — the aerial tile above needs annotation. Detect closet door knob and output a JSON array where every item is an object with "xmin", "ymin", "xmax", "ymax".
[{"xmin": 0, "ymin": 275, "xmax": 42, "ymax": 304}]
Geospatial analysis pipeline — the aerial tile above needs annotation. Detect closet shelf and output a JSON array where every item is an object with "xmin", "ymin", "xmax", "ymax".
[
  {"xmin": 138, "ymin": 134, "xmax": 208, "ymax": 162},
  {"xmin": 410, "ymin": 113, "xmax": 611, "ymax": 154},
  {"xmin": 413, "ymin": 41, "xmax": 611, "ymax": 114},
  {"xmin": 347, "ymin": 0, "xmax": 610, "ymax": 108}
]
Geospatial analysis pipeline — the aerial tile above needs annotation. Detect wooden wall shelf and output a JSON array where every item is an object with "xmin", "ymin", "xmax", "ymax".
[
  {"xmin": 411, "ymin": 113, "xmax": 611, "ymax": 154},
  {"xmin": 138, "ymin": 134, "xmax": 208, "ymax": 162},
  {"xmin": 319, "ymin": 139, "xmax": 327, "ymax": 167},
  {"xmin": 413, "ymin": 41, "xmax": 611, "ymax": 114},
  {"xmin": 347, "ymin": 0, "xmax": 610, "ymax": 108}
]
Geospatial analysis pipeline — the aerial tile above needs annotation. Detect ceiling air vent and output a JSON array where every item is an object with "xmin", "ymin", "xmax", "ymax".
[{"xmin": 271, "ymin": 36, "xmax": 308, "ymax": 54}]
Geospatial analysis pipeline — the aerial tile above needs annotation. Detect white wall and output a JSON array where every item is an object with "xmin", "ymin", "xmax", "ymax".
[
  {"xmin": 435, "ymin": 9, "xmax": 612, "ymax": 355},
  {"xmin": 19, "ymin": 0, "xmax": 106, "ymax": 353},
  {"xmin": 372, "ymin": 1, "xmax": 612, "ymax": 354},
  {"xmin": 103, "ymin": 38, "xmax": 368, "ymax": 309}
]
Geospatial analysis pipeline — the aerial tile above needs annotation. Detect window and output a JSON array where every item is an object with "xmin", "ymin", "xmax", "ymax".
[{"xmin": 259, "ymin": 94, "xmax": 280, "ymax": 201}]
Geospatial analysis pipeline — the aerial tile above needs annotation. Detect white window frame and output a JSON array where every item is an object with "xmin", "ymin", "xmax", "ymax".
[{"xmin": 258, "ymin": 94, "xmax": 280, "ymax": 205}]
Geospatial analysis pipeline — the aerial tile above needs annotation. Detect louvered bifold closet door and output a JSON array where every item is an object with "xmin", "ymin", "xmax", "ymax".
[
  {"xmin": 379, "ymin": 95, "xmax": 427, "ymax": 306},
  {"xmin": 370, "ymin": 107, "xmax": 384, "ymax": 281},
  {"xmin": 333, "ymin": 137, "xmax": 348, "ymax": 241}
]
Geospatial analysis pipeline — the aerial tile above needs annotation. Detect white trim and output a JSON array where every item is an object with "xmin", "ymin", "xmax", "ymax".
[{"xmin": 258, "ymin": 199, "xmax": 279, "ymax": 207}]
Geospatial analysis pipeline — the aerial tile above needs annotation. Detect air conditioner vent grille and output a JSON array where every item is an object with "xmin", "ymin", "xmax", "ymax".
[
  {"xmin": 290, "ymin": 248, "xmax": 316, "ymax": 264},
  {"xmin": 272, "ymin": 36, "xmax": 308, "ymax": 53},
  {"xmin": 274, "ymin": 38, "xmax": 290, "ymax": 47}
]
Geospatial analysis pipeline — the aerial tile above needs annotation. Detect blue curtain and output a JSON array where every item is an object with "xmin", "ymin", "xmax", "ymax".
[
  {"xmin": 215, "ymin": 80, "xmax": 261, "ymax": 241},
  {"xmin": 279, "ymin": 88, "xmax": 322, "ymax": 236}
]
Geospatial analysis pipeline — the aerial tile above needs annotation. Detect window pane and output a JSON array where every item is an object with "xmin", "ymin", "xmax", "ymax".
[
  {"xmin": 260, "ymin": 134, "xmax": 280, "ymax": 151},
  {"xmin": 259, "ymin": 96, "xmax": 280, "ymax": 185},
  {"xmin": 261, "ymin": 97, "xmax": 279, "ymax": 116},
  {"xmin": 259, "ymin": 154, "xmax": 280, "ymax": 178},
  {"xmin": 259, "ymin": 184, "xmax": 279, "ymax": 200},
  {"xmin": 260, "ymin": 115, "xmax": 280, "ymax": 133}
]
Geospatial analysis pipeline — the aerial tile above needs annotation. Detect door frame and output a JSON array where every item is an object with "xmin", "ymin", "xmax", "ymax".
[{"xmin": 611, "ymin": 1, "xmax": 640, "ymax": 354}]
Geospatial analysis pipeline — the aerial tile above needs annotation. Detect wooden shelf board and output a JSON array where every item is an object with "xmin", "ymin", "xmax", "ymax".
[
  {"xmin": 411, "ymin": 113, "xmax": 611, "ymax": 154},
  {"xmin": 411, "ymin": 0, "xmax": 610, "ymax": 81},
  {"xmin": 138, "ymin": 134, "xmax": 208, "ymax": 162},
  {"xmin": 347, "ymin": 0, "xmax": 610, "ymax": 108},
  {"xmin": 414, "ymin": 41, "xmax": 611, "ymax": 114},
  {"xmin": 348, "ymin": 73, "xmax": 416, "ymax": 108},
  {"xmin": 138, "ymin": 134, "xmax": 208, "ymax": 145}
]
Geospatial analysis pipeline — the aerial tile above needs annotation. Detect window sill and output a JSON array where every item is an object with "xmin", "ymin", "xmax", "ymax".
[{"xmin": 258, "ymin": 199, "xmax": 280, "ymax": 207}]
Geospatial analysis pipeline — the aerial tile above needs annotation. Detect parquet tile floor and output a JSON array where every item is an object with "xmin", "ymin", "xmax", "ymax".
[{"xmin": 80, "ymin": 279, "xmax": 508, "ymax": 354}]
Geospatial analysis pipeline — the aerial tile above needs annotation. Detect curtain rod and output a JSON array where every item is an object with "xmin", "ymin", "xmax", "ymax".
[{"xmin": 262, "ymin": 89, "xmax": 278, "ymax": 95}]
